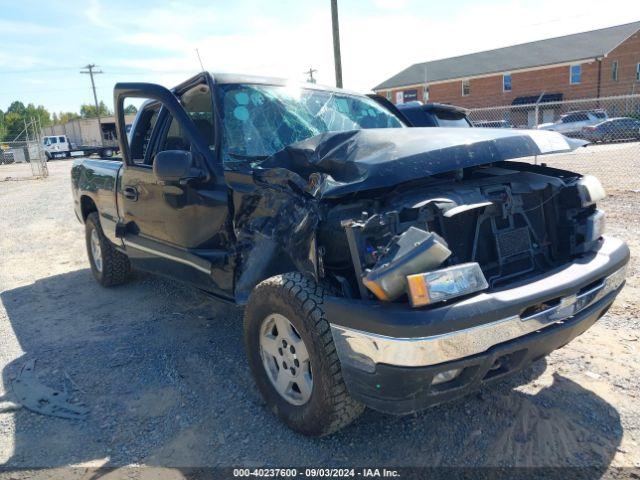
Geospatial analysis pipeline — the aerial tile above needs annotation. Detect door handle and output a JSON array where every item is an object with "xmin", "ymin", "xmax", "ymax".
[{"xmin": 123, "ymin": 186, "xmax": 138, "ymax": 201}]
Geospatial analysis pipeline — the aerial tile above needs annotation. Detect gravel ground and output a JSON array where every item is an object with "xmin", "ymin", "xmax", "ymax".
[{"xmin": 1, "ymin": 151, "xmax": 639, "ymax": 476}]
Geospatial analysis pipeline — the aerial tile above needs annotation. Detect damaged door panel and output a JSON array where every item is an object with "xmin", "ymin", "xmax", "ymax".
[{"xmin": 224, "ymin": 168, "xmax": 321, "ymax": 303}]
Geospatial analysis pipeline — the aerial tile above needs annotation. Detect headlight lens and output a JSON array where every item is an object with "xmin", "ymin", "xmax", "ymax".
[
  {"xmin": 406, "ymin": 262, "xmax": 489, "ymax": 308},
  {"xmin": 577, "ymin": 175, "xmax": 606, "ymax": 207},
  {"xmin": 585, "ymin": 209, "xmax": 606, "ymax": 242}
]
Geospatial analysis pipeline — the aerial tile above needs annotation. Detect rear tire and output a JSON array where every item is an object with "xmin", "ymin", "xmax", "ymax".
[
  {"xmin": 85, "ymin": 212, "xmax": 130, "ymax": 287},
  {"xmin": 244, "ymin": 272, "xmax": 364, "ymax": 436}
]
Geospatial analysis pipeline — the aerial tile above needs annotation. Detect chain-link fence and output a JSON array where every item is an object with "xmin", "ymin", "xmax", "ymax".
[
  {"xmin": 1, "ymin": 119, "xmax": 49, "ymax": 181},
  {"xmin": 468, "ymin": 94, "xmax": 640, "ymax": 192}
]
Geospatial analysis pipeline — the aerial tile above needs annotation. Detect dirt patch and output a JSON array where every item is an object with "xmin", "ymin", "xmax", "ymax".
[{"xmin": 123, "ymin": 388, "xmax": 181, "ymax": 419}]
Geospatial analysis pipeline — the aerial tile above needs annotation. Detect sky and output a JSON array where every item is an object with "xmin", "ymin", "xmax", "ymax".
[{"xmin": 0, "ymin": 0, "xmax": 638, "ymax": 114}]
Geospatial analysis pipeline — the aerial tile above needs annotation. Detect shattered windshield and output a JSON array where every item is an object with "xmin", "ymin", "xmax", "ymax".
[{"xmin": 217, "ymin": 83, "xmax": 404, "ymax": 165}]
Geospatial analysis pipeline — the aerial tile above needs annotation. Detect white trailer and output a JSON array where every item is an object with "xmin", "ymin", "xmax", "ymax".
[{"xmin": 41, "ymin": 115, "xmax": 136, "ymax": 159}]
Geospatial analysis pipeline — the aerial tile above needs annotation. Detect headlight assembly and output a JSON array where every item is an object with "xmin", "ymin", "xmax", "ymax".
[
  {"xmin": 406, "ymin": 262, "xmax": 488, "ymax": 308},
  {"xmin": 577, "ymin": 175, "xmax": 606, "ymax": 207}
]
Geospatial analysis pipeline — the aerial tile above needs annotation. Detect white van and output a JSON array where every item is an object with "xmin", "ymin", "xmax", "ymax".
[{"xmin": 43, "ymin": 135, "xmax": 71, "ymax": 159}]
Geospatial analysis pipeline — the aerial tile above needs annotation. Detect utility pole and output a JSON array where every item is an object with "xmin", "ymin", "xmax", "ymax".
[
  {"xmin": 423, "ymin": 64, "xmax": 429, "ymax": 103},
  {"xmin": 304, "ymin": 67, "xmax": 318, "ymax": 83},
  {"xmin": 80, "ymin": 64, "xmax": 104, "ymax": 146},
  {"xmin": 330, "ymin": 0, "xmax": 343, "ymax": 88}
]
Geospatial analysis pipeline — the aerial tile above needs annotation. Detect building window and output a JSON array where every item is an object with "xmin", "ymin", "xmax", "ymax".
[
  {"xmin": 570, "ymin": 64, "xmax": 581, "ymax": 84},
  {"xmin": 395, "ymin": 91, "xmax": 404, "ymax": 104},
  {"xmin": 612, "ymin": 60, "xmax": 619, "ymax": 81},
  {"xmin": 636, "ymin": 63, "xmax": 640, "ymax": 81},
  {"xmin": 462, "ymin": 79, "xmax": 470, "ymax": 96},
  {"xmin": 385, "ymin": 91, "xmax": 392, "ymax": 100},
  {"xmin": 423, "ymin": 84, "xmax": 430, "ymax": 101},
  {"xmin": 503, "ymin": 73, "xmax": 512, "ymax": 92}
]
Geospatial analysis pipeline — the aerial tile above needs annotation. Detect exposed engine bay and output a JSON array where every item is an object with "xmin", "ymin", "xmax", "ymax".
[
  {"xmin": 317, "ymin": 161, "xmax": 605, "ymax": 304},
  {"xmin": 227, "ymin": 126, "xmax": 603, "ymax": 305}
]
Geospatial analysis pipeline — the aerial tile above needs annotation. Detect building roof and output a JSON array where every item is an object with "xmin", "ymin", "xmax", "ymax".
[{"xmin": 374, "ymin": 21, "xmax": 640, "ymax": 90}]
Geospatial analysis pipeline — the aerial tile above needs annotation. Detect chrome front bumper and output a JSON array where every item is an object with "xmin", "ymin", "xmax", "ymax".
[{"xmin": 331, "ymin": 264, "xmax": 626, "ymax": 372}]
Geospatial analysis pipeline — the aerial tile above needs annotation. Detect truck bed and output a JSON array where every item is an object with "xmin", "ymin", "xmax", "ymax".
[{"xmin": 71, "ymin": 158, "xmax": 123, "ymax": 243}]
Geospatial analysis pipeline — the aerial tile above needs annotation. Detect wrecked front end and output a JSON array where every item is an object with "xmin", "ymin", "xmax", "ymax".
[
  {"xmin": 319, "ymin": 161, "xmax": 609, "ymax": 302},
  {"xmin": 228, "ymin": 128, "xmax": 629, "ymax": 414}
]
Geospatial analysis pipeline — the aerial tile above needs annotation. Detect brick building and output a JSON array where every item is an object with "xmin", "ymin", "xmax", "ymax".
[{"xmin": 374, "ymin": 21, "xmax": 640, "ymax": 116}]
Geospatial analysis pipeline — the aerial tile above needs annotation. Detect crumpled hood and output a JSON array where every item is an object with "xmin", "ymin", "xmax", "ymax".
[{"xmin": 257, "ymin": 127, "xmax": 586, "ymax": 198}]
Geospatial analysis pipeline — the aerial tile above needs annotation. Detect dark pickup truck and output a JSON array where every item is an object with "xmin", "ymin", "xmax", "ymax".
[
  {"xmin": 71, "ymin": 72, "xmax": 629, "ymax": 436},
  {"xmin": 396, "ymin": 101, "xmax": 472, "ymax": 128}
]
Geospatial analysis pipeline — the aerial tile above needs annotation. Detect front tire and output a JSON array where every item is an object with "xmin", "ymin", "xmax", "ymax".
[
  {"xmin": 85, "ymin": 212, "xmax": 130, "ymax": 287},
  {"xmin": 244, "ymin": 272, "xmax": 364, "ymax": 436}
]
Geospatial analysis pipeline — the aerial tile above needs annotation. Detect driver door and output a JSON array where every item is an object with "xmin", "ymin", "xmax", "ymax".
[{"xmin": 117, "ymin": 80, "xmax": 233, "ymax": 298}]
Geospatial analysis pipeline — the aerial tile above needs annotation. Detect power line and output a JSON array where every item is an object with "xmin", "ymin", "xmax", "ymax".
[
  {"xmin": 100, "ymin": 65, "xmax": 198, "ymax": 75},
  {"xmin": 80, "ymin": 64, "xmax": 104, "ymax": 147},
  {"xmin": 0, "ymin": 65, "xmax": 196, "ymax": 75},
  {"xmin": 0, "ymin": 85, "xmax": 102, "ymax": 96},
  {"xmin": 0, "ymin": 66, "xmax": 80, "ymax": 75}
]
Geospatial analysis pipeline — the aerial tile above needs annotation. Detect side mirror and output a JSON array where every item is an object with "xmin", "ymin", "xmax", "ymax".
[{"xmin": 153, "ymin": 150, "xmax": 196, "ymax": 183}]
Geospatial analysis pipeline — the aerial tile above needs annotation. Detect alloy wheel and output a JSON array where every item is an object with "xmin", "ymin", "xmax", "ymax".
[
  {"xmin": 90, "ymin": 228, "xmax": 103, "ymax": 273},
  {"xmin": 259, "ymin": 313, "xmax": 313, "ymax": 405}
]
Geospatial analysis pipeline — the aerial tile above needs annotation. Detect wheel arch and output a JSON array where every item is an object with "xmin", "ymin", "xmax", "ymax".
[
  {"xmin": 234, "ymin": 246, "xmax": 317, "ymax": 305},
  {"xmin": 80, "ymin": 195, "xmax": 98, "ymax": 222}
]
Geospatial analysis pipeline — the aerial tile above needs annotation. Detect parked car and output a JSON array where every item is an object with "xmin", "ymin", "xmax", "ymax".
[
  {"xmin": 580, "ymin": 117, "xmax": 640, "ymax": 143},
  {"xmin": 395, "ymin": 101, "xmax": 472, "ymax": 128},
  {"xmin": 473, "ymin": 120, "xmax": 514, "ymax": 128},
  {"xmin": 537, "ymin": 109, "xmax": 608, "ymax": 137},
  {"xmin": 71, "ymin": 72, "xmax": 628, "ymax": 436}
]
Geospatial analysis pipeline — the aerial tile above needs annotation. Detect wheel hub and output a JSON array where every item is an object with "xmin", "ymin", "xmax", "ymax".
[
  {"xmin": 90, "ymin": 228, "xmax": 103, "ymax": 273},
  {"xmin": 259, "ymin": 313, "xmax": 313, "ymax": 405}
]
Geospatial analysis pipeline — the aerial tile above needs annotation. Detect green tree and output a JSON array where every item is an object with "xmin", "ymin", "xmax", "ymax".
[
  {"xmin": 3, "ymin": 112, "xmax": 26, "ymax": 140},
  {"xmin": 24, "ymin": 103, "xmax": 52, "ymax": 127},
  {"xmin": 56, "ymin": 111, "xmax": 81, "ymax": 124},
  {"xmin": 80, "ymin": 101, "xmax": 111, "ymax": 118},
  {"xmin": 0, "ymin": 109, "xmax": 5, "ymax": 141},
  {"xmin": 0, "ymin": 101, "xmax": 52, "ymax": 140},
  {"xmin": 7, "ymin": 101, "xmax": 26, "ymax": 116},
  {"xmin": 124, "ymin": 104, "xmax": 138, "ymax": 115}
]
